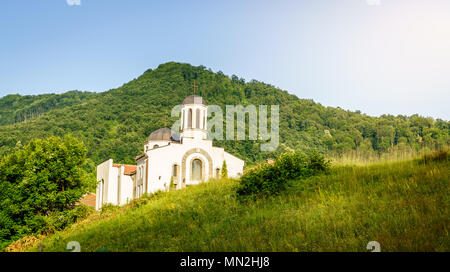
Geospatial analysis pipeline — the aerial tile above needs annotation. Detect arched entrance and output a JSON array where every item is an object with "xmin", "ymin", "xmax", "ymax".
[{"xmin": 181, "ymin": 148, "xmax": 213, "ymax": 187}]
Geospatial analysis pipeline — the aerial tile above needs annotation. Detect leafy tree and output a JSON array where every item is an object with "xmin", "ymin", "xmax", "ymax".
[{"xmin": 0, "ymin": 136, "xmax": 95, "ymax": 248}]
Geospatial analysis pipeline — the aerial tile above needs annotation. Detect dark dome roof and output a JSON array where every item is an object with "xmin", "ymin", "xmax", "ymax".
[
  {"xmin": 147, "ymin": 128, "xmax": 180, "ymax": 142},
  {"xmin": 183, "ymin": 95, "xmax": 206, "ymax": 105}
]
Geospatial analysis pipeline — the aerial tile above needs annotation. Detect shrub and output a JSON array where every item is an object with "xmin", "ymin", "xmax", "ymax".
[
  {"xmin": 419, "ymin": 149, "xmax": 449, "ymax": 164},
  {"xmin": 30, "ymin": 205, "xmax": 93, "ymax": 235},
  {"xmin": 307, "ymin": 151, "xmax": 332, "ymax": 172},
  {"xmin": 236, "ymin": 152, "xmax": 330, "ymax": 197},
  {"xmin": 221, "ymin": 160, "xmax": 228, "ymax": 178}
]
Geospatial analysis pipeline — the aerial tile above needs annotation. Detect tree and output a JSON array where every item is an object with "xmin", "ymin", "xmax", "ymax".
[
  {"xmin": 0, "ymin": 136, "xmax": 96, "ymax": 248},
  {"xmin": 221, "ymin": 160, "xmax": 228, "ymax": 178}
]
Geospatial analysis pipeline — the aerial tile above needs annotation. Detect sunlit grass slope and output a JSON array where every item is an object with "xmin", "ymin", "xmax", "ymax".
[{"xmin": 33, "ymin": 157, "xmax": 448, "ymax": 252}]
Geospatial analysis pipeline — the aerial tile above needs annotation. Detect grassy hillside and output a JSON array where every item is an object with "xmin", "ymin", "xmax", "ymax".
[
  {"xmin": 0, "ymin": 62, "xmax": 448, "ymax": 166},
  {"xmin": 21, "ymin": 154, "xmax": 448, "ymax": 252}
]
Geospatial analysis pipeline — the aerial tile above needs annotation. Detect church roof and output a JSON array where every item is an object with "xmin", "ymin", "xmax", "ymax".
[
  {"xmin": 182, "ymin": 95, "xmax": 206, "ymax": 105},
  {"xmin": 134, "ymin": 153, "xmax": 147, "ymax": 161},
  {"xmin": 112, "ymin": 164, "xmax": 137, "ymax": 175},
  {"xmin": 147, "ymin": 128, "xmax": 180, "ymax": 142}
]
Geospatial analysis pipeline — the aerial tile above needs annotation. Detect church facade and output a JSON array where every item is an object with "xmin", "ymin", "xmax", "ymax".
[{"xmin": 95, "ymin": 95, "xmax": 244, "ymax": 210}]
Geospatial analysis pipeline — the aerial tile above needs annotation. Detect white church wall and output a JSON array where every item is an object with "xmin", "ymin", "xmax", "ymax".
[
  {"xmin": 96, "ymin": 159, "xmax": 112, "ymax": 210},
  {"xmin": 108, "ymin": 166, "xmax": 119, "ymax": 206},
  {"xmin": 211, "ymin": 147, "xmax": 225, "ymax": 178},
  {"xmin": 224, "ymin": 151, "xmax": 244, "ymax": 178},
  {"xmin": 95, "ymin": 159, "xmax": 118, "ymax": 210},
  {"xmin": 145, "ymin": 140, "xmax": 171, "ymax": 151},
  {"xmin": 181, "ymin": 129, "xmax": 207, "ymax": 140},
  {"xmin": 136, "ymin": 158, "xmax": 147, "ymax": 197},
  {"xmin": 120, "ymin": 175, "xmax": 134, "ymax": 205},
  {"xmin": 97, "ymin": 161, "xmax": 135, "ymax": 210},
  {"xmin": 147, "ymin": 145, "xmax": 180, "ymax": 194},
  {"xmin": 144, "ymin": 139, "xmax": 219, "ymax": 192},
  {"xmin": 181, "ymin": 138, "xmax": 213, "ymax": 150}
]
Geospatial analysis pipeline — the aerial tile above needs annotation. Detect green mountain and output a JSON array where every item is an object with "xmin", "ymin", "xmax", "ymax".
[
  {"xmin": 0, "ymin": 62, "xmax": 448, "ymax": 165},
  {"xmin": 0, "ymin": 91, "xmax": 95, "ymax": 126}
]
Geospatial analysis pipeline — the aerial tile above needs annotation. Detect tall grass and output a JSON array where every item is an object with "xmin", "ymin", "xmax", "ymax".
[
  {"xmin": 329, "ymin": 147, "xmax": 449, "ymax": 166},
  {"xmin": 22, "ymin": 152, "xmax": 449, "ymax": 252}
]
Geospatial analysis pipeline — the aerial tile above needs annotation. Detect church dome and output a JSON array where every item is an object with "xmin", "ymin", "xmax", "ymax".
[
  {"xmin": 183, "ymin": 95, "xmax": 206, "ymax": 105},
  {"xmin": 147, "ymin": 128, "xmax": 180, "ymax": 142}
]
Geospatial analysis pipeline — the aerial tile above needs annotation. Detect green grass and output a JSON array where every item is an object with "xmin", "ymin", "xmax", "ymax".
[{"xmin": 29, "ymin": 157, "xmax": 449, "ymax": 252}]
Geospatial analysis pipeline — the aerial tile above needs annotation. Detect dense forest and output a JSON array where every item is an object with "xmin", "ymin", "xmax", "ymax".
[
  {"xmin": 0, "ymin": 62, "xmax": 448, "ymax": 166},
  {"xmin": 0, "ymin": 91, "xmax": 96, "ymax": 126}
]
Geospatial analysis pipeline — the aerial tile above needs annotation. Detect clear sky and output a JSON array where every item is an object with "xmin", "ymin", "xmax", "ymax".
[{"xmin": 1, "ymin": 0, "xmax": 449, "ymax": 120}]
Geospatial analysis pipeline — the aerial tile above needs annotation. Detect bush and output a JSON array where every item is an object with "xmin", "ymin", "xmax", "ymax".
[
  {"xmin": 30, "ymin": 205, "xmax": 93, "ymax": 235},
  {"xmin": 236, "ymin": 152, "xmax": 330, "ymax": 197},
  {"xmin": 419, "ymin": 150, "xmax": 449, "ymax": 164}
]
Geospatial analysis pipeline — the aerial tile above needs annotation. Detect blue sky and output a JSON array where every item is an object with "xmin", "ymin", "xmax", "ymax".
[{"xmin": 1, "ymin": 0, "xmax": 449, "ymax": 120}]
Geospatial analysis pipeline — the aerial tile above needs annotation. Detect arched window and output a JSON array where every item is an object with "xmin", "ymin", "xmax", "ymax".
[
  {"xmin": 191, "ymin": 159, "xmax": 202, "ymax": 181},
  {"xmin": 216, "ymin": 168, "xmax": 220, "ymax": 178},
  {"xmin": 196, "ymin": 109, "xmax": 200, "ymax": 128},
  {"xmin": 153, "ymin": 144, "xmax": 159, "ymax": 149},
  {"xmin": 188, "ymin": 109, "xmax": 192, "ymax": 128},
  {"xmin": 181, "ymin": 109, "xmax": 184, "ymax": 129}
]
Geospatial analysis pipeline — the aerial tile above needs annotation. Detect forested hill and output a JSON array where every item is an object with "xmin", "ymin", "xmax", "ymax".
[
  {"xmin": 0, "ymin": 91, "xmax": 96, "ymax": 126},
  {"xmin": 0, "ymin": 62, "xmax": 448, "ymax": 165}
]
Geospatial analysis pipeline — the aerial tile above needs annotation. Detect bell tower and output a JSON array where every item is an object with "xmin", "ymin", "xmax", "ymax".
[{"xmin": 180, "ymin": 94, "xmax": 207, "ymax": 141}]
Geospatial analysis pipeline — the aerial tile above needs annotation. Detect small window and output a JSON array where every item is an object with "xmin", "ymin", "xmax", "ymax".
[
  {"xmin": 153, "ymin": 144, "xmax": 159, "ymax": 149},
  {"xmin": 172, "ymin": 164, "xmax": 178, "ymax": 177},
  {"xmin": 216, "ymin": 168, "xmax": 220, "ymax": 178}
]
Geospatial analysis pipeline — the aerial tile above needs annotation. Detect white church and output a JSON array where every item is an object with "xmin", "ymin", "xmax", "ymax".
[{"xmin": 95, "ymin": 95, "xmax": 245, "ymax": 210}]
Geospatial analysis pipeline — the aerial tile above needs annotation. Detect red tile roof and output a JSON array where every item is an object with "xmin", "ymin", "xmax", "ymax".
[{"xmin": 113, "ymin": 164, "xmax": 137, "ymax": 175}]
